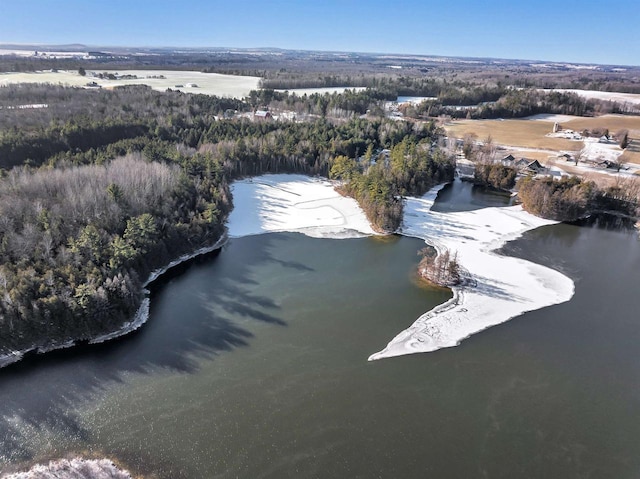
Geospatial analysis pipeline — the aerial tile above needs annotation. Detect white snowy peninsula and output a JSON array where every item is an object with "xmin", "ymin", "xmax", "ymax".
[
  {"xmin": 227, "ymin": 174, "xmax": 575, "ymax": 360},
  {"xmin": 2, "ymin": 458, "xmax": 132, "ymax": 479}
]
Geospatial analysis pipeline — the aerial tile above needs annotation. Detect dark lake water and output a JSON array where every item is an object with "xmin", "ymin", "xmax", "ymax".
[{"xmin": 1, "ymin": 181, "xmax": 639, "ymax": 478}]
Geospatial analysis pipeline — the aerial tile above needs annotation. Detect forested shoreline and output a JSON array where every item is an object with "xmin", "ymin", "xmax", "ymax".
[
  {"xmin": 2, "ymin": 81, "xmax": 637, "ymax": 363},
  {"xmin": 0, "ymin": 154, "xmax": 231, "ymax": 356},
  {"xmin": 329, "ymin": 138, "xmax": 454, "ymax": 231},
  {"xmin": 517, "ymin": 175, "xmax": 639, "ymax": 222},
  {"xmin": 0, "ymin": 83, "xmax": 452, "ymax": 361}
]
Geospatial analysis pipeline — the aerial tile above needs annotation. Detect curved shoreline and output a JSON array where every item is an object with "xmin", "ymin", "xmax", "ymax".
[
  {"xmin": 226, "ymin": 174, "xmax": 377, "ymax": 239},
  {"xmin": 226, "ymin": 174, "xmax": 575, "ymax": 360},
  {"xmin": 0, "ymin": 172, "xmax": 373, "ymax": 369},
  {"xmin": 0, "ymin": 174, "xmax": 577, "ymax": 369},
  {"xmin": 0, "ymin": 234, "xmax": 228, "ymax": 369},
  {"xmin": 369, "ymin": 184, "xmax": 575, "ymax": 360}
]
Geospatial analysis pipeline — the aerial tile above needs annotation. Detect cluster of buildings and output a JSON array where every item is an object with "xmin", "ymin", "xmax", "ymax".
[{"xmin": 499, "ymin": 154, "xmax": 545, "ymax": 173}]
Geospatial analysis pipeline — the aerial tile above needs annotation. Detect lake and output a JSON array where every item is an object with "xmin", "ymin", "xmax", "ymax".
[{"xmin": 1, "ymin": 182, "xmax": 639, "ymax": 478}]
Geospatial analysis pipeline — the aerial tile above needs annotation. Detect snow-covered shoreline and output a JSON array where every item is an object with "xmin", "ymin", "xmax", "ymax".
[
  {"xmin": 90, "ymin": 234, "xmax": 228, "ymax": 345},
  {"xmin": 228, "ymin": 174, "xmax": 575, "ymax": 360},
  {"xmin": 368, "ymin": 185, "xmax": 575, "ymax": 360},
  {"xmin": 0, "ymin": 173, "xmax": 577, "ymax": 369},
  {"xmin": 1, "ymin": 458, "xmax": 133, "ymax": 479}
]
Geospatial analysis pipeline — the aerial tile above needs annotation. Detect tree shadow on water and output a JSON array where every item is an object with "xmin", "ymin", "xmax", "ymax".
[{"xmin": 0, "ymin": 233, "xmax": 304, "ymax": 464}]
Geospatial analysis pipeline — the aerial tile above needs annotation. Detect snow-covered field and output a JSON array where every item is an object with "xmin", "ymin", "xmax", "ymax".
[
  {"xmin": 542, "ymin": 89, "xmax": 640, "ymax": 106},
  {"xmin": 0, "ymin": 49, "xmax": 86, "ymax": 58},
  {"xmin": 526, "ymin": 113, "xmax": 583, "ymax": 122},
  {"xmin": 396, "ymin": 96, "xmax": 438, "ymax": 104},
  {"xmin": 227, "ymin": 175, "xmax": 376, "ymax": 238},
  {"xmin": 0, "ymin": 70, "xmax": 261, "ymax": 98},
  {"xmin": 227, "ymin": 175, "xmax": 575, "ymax": 360},
  {"xmin": 581, "ymin": 137, "xmax": 624, "ymax": 162}
]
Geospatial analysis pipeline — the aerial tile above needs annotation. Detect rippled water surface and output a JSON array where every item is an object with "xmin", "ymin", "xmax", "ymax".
[{"xmin": 2, "ymin": 183, "xmax": 639, "ymax": 479}]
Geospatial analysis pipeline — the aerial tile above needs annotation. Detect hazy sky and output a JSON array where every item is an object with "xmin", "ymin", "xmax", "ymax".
[{"xmin": 1, "ymin": 0, "xmax": 638, "ymax": 65}]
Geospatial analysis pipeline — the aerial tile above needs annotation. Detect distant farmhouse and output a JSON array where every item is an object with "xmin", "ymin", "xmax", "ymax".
[
  {"xmin": 525, "ymin": 159, "xmax": 544, "ymax": 173},
  {"xmin": 500, "ymin": 154, "xmax": 516, "ymax": 165}
]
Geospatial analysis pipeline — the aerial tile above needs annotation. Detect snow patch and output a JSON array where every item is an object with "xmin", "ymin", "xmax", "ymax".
[
  {"xmin": 542, "ymin": 89, "xmax": 640, "ymax": 106},
  {"xmin": 2, "ymin": 458, "xmax": 132, "ymax": 479},
  {"xmin": 227, "ymin": 174, "xmax": 377, "ymax": 238},
  {"xmin": 581, "ymin": 137, "xmax": 623, "ymax": 163},
  {"xmin": 274, "ymin": 87, "xmax": 366, "ymax": 96},
  {"xmin": 524, "ymin": 113, "xmax": 582, "ymax": 122}
]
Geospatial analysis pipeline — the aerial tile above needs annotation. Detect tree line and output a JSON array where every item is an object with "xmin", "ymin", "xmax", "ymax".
[
  {"xmin": 517, "ymin": 176, "xmax": 639, "ymax": 222},
  {"xmin": 473, "ymin": 163, "xmax": 517, "ymax": 191},
  {"xmin": 418, "ymin": 246, "xmax": 461, "ymax": 287},
  {"xmin": 405, "ymin": 88, "xmax": 632, "ymax": 120}
]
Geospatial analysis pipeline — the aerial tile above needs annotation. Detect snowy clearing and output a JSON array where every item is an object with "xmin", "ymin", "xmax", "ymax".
[
  {"xmin": 396, "ymin": 96, "xmax": 438, "ymax": 104},
  {"xmin": 581, "ymin": 137, "xmax": 624, "ymax": 162},
  {"xmin": 541, "ymin": 89, "xmax": 640, "ymax": 106},
  {"xmin": 0, "ymin": 70, "xmax": 261, "ymax": 98},
  {"xmin": 227, "ymin": 175, "xmax": 376, "ymax": 238},
  {"xmin": 524, "ymin": 114, "xmax": 582, "ymax": 122},
  {"xmin": 0, "ymin": 49, "xmax": 86, "ymax": 58}
]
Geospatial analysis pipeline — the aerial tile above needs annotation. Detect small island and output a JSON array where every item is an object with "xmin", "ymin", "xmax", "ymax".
[{"xmin": 417, "ymin": 245, "xmax": 462, "ymax": 287}]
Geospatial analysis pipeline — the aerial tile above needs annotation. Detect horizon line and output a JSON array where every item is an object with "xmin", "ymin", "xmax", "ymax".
[{"xmin": 1, "ymin": 42, "xmax": 638, "ymax": 69}]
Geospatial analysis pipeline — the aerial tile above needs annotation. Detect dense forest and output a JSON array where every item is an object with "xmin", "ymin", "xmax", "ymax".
[
  {"xmin": 0, "ymin": 154, "xmax": 230, "ymax": 351},
  {"xmin": 263, "ymin": 80, "xmax": 636, "ymax": 120},
  {"xmin": 0, "ymin": 83, "xmax": 451, "ymax": 357},
  {"xmin": 257, "ymin": 69, "xmax": 640, "ymax": 96},
  {"xmin": 473, "ymin": 163, "xmax": 518, "ymax": 191},
  {"xmin": 0, "ymin": 154, "xmax": 230, "ymax": 353},
  {"xmin": 330, "ymin": 138, "xmax": 455, "ymax": 231}
]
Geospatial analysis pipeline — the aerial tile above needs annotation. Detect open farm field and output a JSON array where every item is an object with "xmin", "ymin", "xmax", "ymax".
[
  {"xmin": 0, "ymin": 69, "xmax": 261, "ymax": 98},
  {"xmin": 445, "ymin": 119, "xmax": 579, "ymax": 151},
  {"xmin": 562, "ymin": 114, "xmax": 640, "ymax": 136},
  {"xmin": 625, "ymin": 152, "xmax": 640, "ymax": 164}
]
